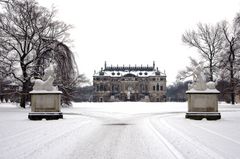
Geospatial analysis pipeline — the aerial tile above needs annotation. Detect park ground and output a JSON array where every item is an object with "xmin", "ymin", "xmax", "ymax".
[{"xmin": 0, "ymin": 102, "xmax": 240, "ymax": 159}]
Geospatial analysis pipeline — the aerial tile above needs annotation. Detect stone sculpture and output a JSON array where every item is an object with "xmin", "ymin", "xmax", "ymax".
[
  {"xmin": 186, "ymin": 64, "xmax": 220, "ymax": 120},
  {"xmin": 29, "ymin": 63, "xmax": 62, "ymax": 120},
  {"xmin": 191, "ymin": 65, "xmax": 207, "ymax": 90},
  {"xmin": 190, "ymin": 64, "xmax": 216, "ymax": 91},
  {"xmin": 206, "ymin": 81, "xmax": 216, "ymax": 90},
  {"xmin": 31, "ymin": 64, "xmax": 58, "ymax": 91}
]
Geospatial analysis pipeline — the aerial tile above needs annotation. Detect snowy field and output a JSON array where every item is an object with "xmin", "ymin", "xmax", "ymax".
[{"xmin": 0, "ymin": 102, "xmax": 240, "ymax": 159}]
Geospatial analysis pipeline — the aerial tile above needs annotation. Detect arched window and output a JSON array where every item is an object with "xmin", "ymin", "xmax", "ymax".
[
  {"xmin": 96, "ymin": 85, "xmax": 100, "ymax": 91},
  {"xmin": 116, "ymin": 85, "xmax": 119, "ymax": 92},
  {"xmin": 153, "ymin": 86, "xmax": 156, "ymax": 91},
  {"xmin": 112, "ymin": 85, "xmax": 114, "ymax": 92},
  {"xmin": 157, "ymin": 83, "xmax": 160, "ymax": 91},
  {"xmin": 160, "ymin": 86, "xmax": 163, "ymax": 91},
  {"xmin": 100, "ymin": 84, "xmax": 104, "ymax": 91}
]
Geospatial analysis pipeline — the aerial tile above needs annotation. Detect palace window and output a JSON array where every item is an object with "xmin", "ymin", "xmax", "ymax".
[
  {"xmin": 100, "ymin": 84, "xmax": 104, "ymax": 91},
  {"xmin": 153, "ymin": 86, "xmax": 156, "ymax": 91},
  {"xmin": 112, "ymin": 85, "xmax": 119, "ymax": 92},
  {"xmin": 160, "ymin": 86, "xmax": 163, "ymax": 91},
  {"xmin": 104, "ymin": 85, "xmax": 107, "ymax": 91},
  {"xmin": 96, "ymin": 85, "xmax": 100, "ymax": 91},
  {"xmin": 157, "ymin": 83, "xmax": 160, "ymax": 91}
]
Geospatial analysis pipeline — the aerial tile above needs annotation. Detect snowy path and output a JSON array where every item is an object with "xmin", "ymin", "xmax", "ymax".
[{"xmin": 0, "ymin": 102, "xmax": 240, "ymax": 159}]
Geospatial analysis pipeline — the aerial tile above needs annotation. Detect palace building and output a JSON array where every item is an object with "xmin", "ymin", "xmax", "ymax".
[{"xmin": 93, "ymin": 62, "xmax": 167, "ymax": 102}]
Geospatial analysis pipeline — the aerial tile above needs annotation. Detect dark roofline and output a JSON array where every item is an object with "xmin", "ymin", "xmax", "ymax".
[
  {"xmin": 105, "ymin": 66, "xmax": 154, "ymax": 72},
  {"xmin": 104, "ymin": 61, "xmax": 156, "ymax": 72}
]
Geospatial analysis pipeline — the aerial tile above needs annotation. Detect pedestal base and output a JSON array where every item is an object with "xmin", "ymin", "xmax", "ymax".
[
  {"xmin": 185, "ymin": 112, "xmax": 221, "ymax": 120},
  {"xmin": 28, "ymin": 112, "xmax": 63, "ymax": 120}
]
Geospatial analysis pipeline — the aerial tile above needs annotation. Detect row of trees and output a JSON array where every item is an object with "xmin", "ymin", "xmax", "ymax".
[
  {"xmin": 178, "ymin": 14, "xmax": 240, "ymax": 104},
  {"xmin": 0, "ymin": 0, "xmax": 87, "ymax": 108},
  {"xmin": 167, "ymin": 79, "xmax": 232, "ymax": 102}
]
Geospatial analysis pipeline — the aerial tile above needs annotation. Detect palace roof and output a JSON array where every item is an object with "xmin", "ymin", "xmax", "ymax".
[{"xmin": 93, "ymin": 62, "xmax": 166, "ymax": 77}]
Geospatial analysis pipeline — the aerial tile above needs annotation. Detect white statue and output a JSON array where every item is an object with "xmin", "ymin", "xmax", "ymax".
[
  {"xmin": 31, "ymin": 63, "xmax": 58, "ymax": 91},
  {"xmin": 191, "ymin": 65, "xmax": 207, "ymax": 90},
  {"xmin": 127, "ymin": 91, "xmax": 131, "ymax": 100},
  {"xmin": 190, "ymin": 65, "xmax": 217, "ymax": 91},
  {"xmin": 127, "ymin": 86, "xmax": 132, "ymax": 100},
  {"xmin": 206, "ymin": 81, "xmax": 216, "ymax": 90},
  {"xmin": 43, "ymin": 64, "xmax": 56, "ymax": 81}
]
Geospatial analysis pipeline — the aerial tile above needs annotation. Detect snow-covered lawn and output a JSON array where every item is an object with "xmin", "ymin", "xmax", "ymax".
[{"xmin": 0, "ymin": 102, "xmax": 240, "ymax": 159}]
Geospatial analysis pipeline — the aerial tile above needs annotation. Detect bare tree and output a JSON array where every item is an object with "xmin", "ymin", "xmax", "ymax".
[
  {"xmin": 0, "ymin": 0, "xmax": 74, "ymax": 108},
  {"xmin": 182, "ymin": 23, "xmax": 224, "ymax": 81},
  {"xmin": 219, "ymin": 20, "xmax": 240, "ymax": 104}
]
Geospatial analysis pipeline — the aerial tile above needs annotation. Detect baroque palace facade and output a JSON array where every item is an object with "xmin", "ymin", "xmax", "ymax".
[{"xmin": 93, "ymin": 62, "xmax": 167, "ymax": 102}]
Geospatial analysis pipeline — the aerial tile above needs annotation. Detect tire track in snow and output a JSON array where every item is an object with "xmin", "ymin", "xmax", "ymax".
[
  {"xmin": 150, "ymin": 117, "xmax": 225, "ymax": 159},
  {"xmin": 25, "ymin": 121, "xmax": 96, "ymax": 159},
  {"xmin": 0, "ymin": 117, "xmax": 85, "ymax": 144},
  {"xmin": 22, "ymin": 121, "xmax": 90, "ymax": 159},
  {"xmin": 0, "ymin": 124, "xmax": 49, "ymax": 143},
  {"xmin": 147, "ymin": 119, "xmax": 185, "ymax": 159},
  {"xmin": 0, "ymin": 120, "xmax": 91, "ymax": 159},
  {"xmin": 190, "ymin": 124, "xmax": 240, "ymax": 146}
]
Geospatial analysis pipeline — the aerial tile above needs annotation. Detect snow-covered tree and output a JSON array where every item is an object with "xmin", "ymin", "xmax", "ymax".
[
  {"xmin": 218, "ymin": 20, "xmax": 240, "ymax": 104},
  {"xmin": 182, "ymin": 23, "xmax": 224, "ymax": 81},
  {"xmin": 0, "ymin": 0, "xmax": 78, "ymax": 108}
]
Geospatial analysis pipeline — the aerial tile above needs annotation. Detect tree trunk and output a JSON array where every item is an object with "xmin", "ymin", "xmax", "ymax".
[
  {"xmin": 20, "ymin": 81, "xmax": 27, "ymax": 108},
  {"xmin": 20, "ymin": 65, "xmax": 28, "ymax": 108},
  {"xmin": 209, "ymin": 60, "xmax": 213, "ymax": 81},
  {"xmin": 230, "ymin": 77, "xmax": 235, "ymax": 105},
  {"xmin": 230, "ymin": 59, "xmax": 235, "ymax": 105},
  {"xmin": 231, "ymin": 91, "xmax": 235, "ymax": 105}
]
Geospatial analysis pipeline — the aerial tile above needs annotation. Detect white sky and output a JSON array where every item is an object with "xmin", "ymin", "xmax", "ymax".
[{"xmin": 38, "ymin": 0, "xmax": 240, "ymax": 85}]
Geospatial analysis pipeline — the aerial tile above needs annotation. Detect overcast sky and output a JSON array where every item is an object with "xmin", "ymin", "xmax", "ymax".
[{"xmin": 38, "ymin": 0, "xmax": 240, "ymax": 85}]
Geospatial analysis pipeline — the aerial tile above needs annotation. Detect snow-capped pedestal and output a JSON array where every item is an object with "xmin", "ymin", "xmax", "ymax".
[
  {"xmin": 186, "ymin": 89, "xmax": 221, "ymax": 120},
  {"xmin": 28, "ymin": 91, "xmax": 63, "ymax": 120},
  {"xmin": 28, "ymin": 64, "xmax": 63, "ymax": 120},
  {"xmin": 185, "ymin": 65, "xmax": 221, "ymax": 120}
]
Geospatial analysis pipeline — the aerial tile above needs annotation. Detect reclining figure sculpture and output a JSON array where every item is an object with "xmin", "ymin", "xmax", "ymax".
[
  {"xmin": 31, "ymin": 64, "xmax": 58, "ymax": 91},
  {"xmin": 189, "ymin": 64, "xmax": 216, "ymax": 91}
]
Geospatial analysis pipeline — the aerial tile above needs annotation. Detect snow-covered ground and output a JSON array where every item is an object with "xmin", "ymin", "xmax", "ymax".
[{"xmin": 0, "ymin": 102, "xmax": 240, "ymax": 159}]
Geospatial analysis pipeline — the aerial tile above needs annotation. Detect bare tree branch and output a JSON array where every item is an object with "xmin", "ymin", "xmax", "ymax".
[
  {"xmin": 0, "ymin": 0, "xmax": 78, "ymax": 107},
  {"xmin": 182, "ymin": 23, "xmax": 223, "ymax": 81}
]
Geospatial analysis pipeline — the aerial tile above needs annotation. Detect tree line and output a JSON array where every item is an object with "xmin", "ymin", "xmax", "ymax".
[
  {"xmin": 176, "ymin": 13, "xmax": 240, "ymax": 104},
  {"xmin": 1, "ymin": 0, "xmax": 239, "ymax": 105}
]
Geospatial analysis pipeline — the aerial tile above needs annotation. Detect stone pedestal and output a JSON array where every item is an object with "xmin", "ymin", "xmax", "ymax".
[
  {"xmin": 186, "ymin": 90, "xmax": 221, "ymax": 120},
  {"xmin": 28, "ymin": 91, "xmax": 63, "ymax": 120}
]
